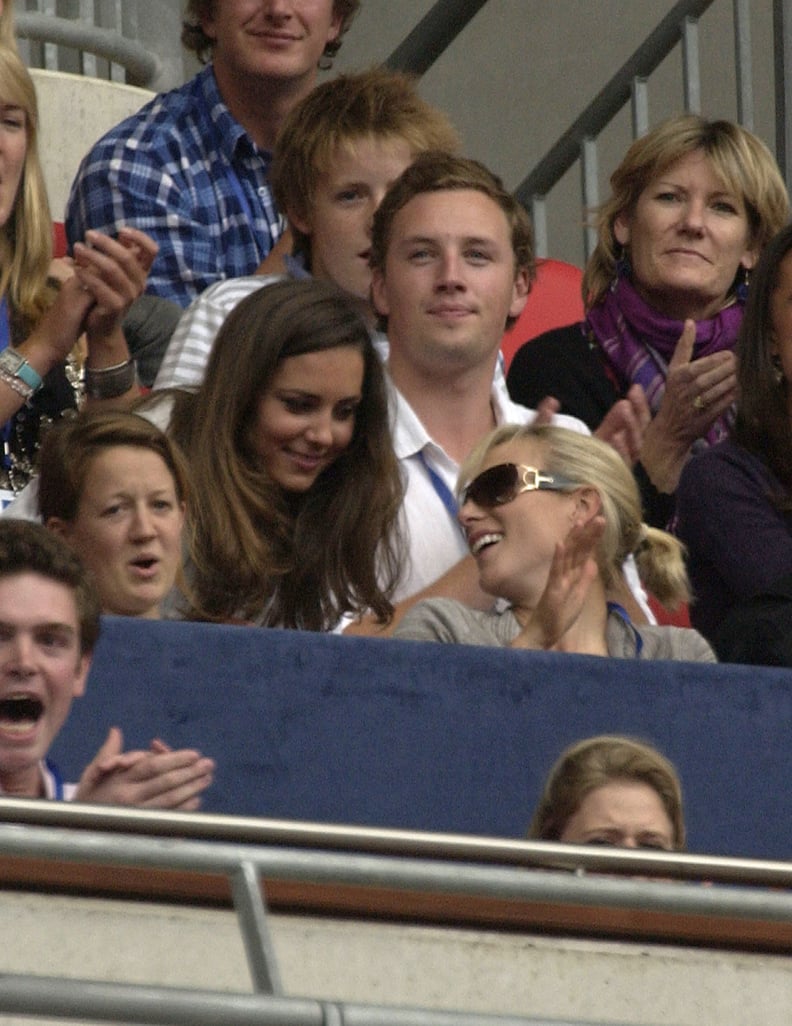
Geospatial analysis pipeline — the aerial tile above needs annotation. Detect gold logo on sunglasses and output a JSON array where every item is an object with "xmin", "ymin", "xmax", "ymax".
[{"xmin": 462, "ymin": 463, "xmax": 576, "ymax": 507}]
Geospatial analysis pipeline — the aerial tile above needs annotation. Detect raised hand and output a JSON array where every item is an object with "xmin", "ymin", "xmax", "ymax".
[
  {"xmin": 640, "ymin": 319, "xmax": 737, "ymax": 492},
  {"xmin": 511, "ymin": 515, "xmax": 606, "ymax": 651},
  {"xmin": 594, "ymin": 383, "xmax": 651, "ymax": 465},
  {"xmin": 73, "ymin": 227, "xmax": 158, "ymax": 346},
  {"xmin": 75, "ymin": 726, "xmax": 215, "ymax": 811}
]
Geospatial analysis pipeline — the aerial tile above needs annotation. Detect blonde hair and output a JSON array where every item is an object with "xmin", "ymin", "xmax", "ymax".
[
  {"xmin": 271, "ymin": 67, "xmax": 459, "ymax": 265},
  {"xmin": 458, "ymin": 424, "xmax": 690, "ymax": 609},
  {"xmin": 0, "ymin": 45, "xmax": 53, "ymax": 330},
  {"xmin": 528, "ymin": 734, "xmax": 686, "ymax": 850},
  {"xmin": 584, "ymin": 114, "xmax": 790, "ymax": 309},
  {"xmin": 0, "ymin": 5, "xmax": 16, "ymax": 50}
]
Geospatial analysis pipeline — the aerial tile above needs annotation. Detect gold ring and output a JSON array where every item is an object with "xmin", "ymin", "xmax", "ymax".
[{"xmin": 692, "ymin": 394, "xmax": 706, "ymax": 411}]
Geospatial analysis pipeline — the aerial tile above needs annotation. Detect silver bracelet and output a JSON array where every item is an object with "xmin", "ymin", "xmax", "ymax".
[
  {"xmin": 84, "ymin": 360, "xmax": 137, "ymax": 400},
  {"xmin": 0, "ymin": 366, "xmax": 34, "ymax": 400}
]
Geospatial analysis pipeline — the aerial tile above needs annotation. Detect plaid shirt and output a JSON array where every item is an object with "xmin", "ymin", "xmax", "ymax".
[{"xmin": 65, "ymin": 65, "xmax": 284, "ymax": 308}]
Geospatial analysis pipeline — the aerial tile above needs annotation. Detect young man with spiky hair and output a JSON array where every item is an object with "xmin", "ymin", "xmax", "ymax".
[{"xmin": 154, "ymin": 66, "xmax": 458, "ymax": 388}]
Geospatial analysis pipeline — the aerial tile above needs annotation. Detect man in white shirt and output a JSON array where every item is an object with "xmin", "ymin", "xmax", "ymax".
[{"xmin": 346, "ymin": 152, "xmax": 648, "ymax": 633}]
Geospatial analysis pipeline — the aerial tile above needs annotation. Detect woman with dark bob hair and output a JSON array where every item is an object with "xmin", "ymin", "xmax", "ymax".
[
  {"xmin": 528, "ymin": 735, "xmax": 686, "ymax": 851},
  {"xmin": 507, "ymin": 115, "xmax": 789, "ymax": 527},
  {"xmin": 143, "ymin": 277, "xmax": 403, "ymax": 630},
  {"xmin": 676, "ymin": 222, "xmax": 792, "ymax": 663}
]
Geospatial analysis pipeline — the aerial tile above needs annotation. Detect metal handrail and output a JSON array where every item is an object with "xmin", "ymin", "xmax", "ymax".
[
  {"xmin": 514, "ymin": 0, "xmax": 717, "ymax": 203},
  {"xmin": 1, "ymin": 797, "xmax": 791, "ymax": 887},
  {"xmin": 385, "ymin": 0, "xmax": 490, "ymax": 75},
  {"xmin": 4, "ymin": 820, "xmax": 792, "ymax": 924},
  {"xmin": 1, "ymin": 814, "xmax": 791, "ymax": 1024},
  {"xmin": 0, "ymin": 974, "xmax": 605, "ymax": 1026},
  {"xmin": 15, "ymin": 11, "xmax": 159, "ymax": 88}
]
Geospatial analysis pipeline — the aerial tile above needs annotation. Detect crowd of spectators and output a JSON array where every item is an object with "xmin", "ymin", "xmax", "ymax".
[{"xmin": 0, "ymin": 1, "xmax": 788, "ymax": 848}]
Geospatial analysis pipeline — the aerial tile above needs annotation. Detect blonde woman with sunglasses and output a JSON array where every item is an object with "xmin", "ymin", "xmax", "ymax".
[{"xmin": 394, "ymin": 424, "xmax": 715, "ymax": 660}]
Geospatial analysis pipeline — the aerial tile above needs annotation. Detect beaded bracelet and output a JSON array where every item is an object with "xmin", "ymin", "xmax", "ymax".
[{"xmin": 0, "ymin": 366, "xmax": 34, "ymax": 401}]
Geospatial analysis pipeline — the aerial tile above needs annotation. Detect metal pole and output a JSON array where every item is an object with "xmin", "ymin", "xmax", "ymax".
[
  {"xmin": 774, "ymin": 0, "xmax": 792, "ymax": 188},
  {"xmin": 733, "ymin": 0, "xmax": 755, "ymax": 128},
  {"xmin": 385, "ymin": 0, "xmax": 490, "ymax": 75}
]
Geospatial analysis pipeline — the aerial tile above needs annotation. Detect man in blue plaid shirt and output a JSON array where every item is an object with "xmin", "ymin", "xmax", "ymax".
[{"xmin": 65, "ymin": 1, "xmax": 361, "ymax": 309}]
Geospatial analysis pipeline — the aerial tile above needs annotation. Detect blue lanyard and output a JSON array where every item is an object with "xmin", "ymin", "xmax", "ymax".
[
  {"xmin": 0, "ymin": 295, "xmax": 9, "ymax": 353},
  {"xmin": 607, "ymin": 601, "xmax": 644, "ymax": 657},
  {"xmin": 44, "ymin": 758, "xmax": 64, "ymax": 800},
  {"xmin": 417, "ymin": 451, "xmax": 463, "ymax": 529}
]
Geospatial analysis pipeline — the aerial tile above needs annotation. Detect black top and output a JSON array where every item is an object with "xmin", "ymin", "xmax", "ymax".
[
  {"xmin": 2, "ymin": 307, "xmax": 78, "ymax": 491},
  {"xmin": 506, "ymin": 322, "xmax": 674, "ymax": 527}
]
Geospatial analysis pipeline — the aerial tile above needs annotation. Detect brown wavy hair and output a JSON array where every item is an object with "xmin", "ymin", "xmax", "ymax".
[
  {"xmin": 160, "ymin": 278, "xmax": 403, "ymax": 629},
  {"xmin": 182, "ymin": 0, "xmax": 360, "ymax": 65}
]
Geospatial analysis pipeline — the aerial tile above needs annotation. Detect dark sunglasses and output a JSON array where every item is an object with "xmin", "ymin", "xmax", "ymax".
[{"xmin": 461, "ymin": 463, "xmax": 576, "ymax": 508}]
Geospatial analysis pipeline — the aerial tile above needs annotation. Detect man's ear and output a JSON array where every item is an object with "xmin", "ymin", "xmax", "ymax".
[
  {"xmin": 199, "ymin": 7, "xmax": 218, "ymax": 42},
  {"xmin": 72, "ymin": 653, "xmax": 91, "ymax": 700},
  {"xmin": 371, "ymin": 268, "xmax": 390, "ymax": 319},
  {"xmin": 508, "ymin": 266, "xmax": 531, "ymax": 320}
]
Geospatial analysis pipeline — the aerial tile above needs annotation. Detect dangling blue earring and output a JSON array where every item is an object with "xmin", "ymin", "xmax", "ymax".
[
  {"xmin": 736, "ymin": 266, "xmax": 750, "ymax": 302},
  {"xmin": 612, "ymin": 245, "xmax": 631, "ymax": 291}
]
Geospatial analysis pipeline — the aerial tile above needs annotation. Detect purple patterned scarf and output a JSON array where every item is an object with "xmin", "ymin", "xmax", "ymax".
[{"xmin": 586, "ymin": 275, "xmax": 744, "ymax": 447}]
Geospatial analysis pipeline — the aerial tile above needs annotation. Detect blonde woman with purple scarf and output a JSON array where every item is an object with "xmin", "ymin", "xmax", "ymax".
[{"xmin": 507, "ymin": 115, "xmax": 788, "ymax": 527}]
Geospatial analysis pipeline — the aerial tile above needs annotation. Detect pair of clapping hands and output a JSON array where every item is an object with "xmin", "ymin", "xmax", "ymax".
[
  {"xmin": 75, "ymin": 726, "xmax": 214, "ymax": 811},
  {"xmin": 37, "ymin": 226, "xmax": 157, "ymax": 369}
]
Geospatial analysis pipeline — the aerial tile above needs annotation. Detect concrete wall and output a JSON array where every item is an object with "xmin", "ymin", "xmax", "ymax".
[
  {"xmin": 31, "ymin": 69, "xmax": 153, "ymax": 221},
  {"xmin": 2, "ymin": 890, "xmax": 792, "ymax": 1026}
]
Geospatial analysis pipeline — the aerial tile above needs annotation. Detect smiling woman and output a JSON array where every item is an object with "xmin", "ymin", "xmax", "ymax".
[
  {"xmin": 394, "ymin": 424, "xmax": 714, "ymax": 661},
  {"xmin": 141, "ymin": 277, "xmax": 403, "ymax": 630},
  {"xmin": 507, "ymin": 115, "xmax": 789, "ymax": 528}
]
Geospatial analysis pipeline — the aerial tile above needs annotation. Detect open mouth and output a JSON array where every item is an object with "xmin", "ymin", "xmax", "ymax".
[
  {"xmin": 0, "ymin": 694, "xmax": 43, "ymax": 728},
  {"xmin": 470, "ymin": 532, "xmax": 502, "ymax": 556}
]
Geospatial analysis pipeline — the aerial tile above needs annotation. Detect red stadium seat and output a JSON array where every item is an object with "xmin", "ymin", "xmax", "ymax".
[
  {"xmin": 53, "ymin": 221, "xmax": 68, "ymax": 258},
  {"xmin": 501, "ymin": 258, "xmax": 584, "ymax": 372}
]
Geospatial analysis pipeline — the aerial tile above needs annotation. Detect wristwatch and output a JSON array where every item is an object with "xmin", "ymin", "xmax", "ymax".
[{"xmin": 0, "ymin": 348, "xmax": 43, "ymax": 393}]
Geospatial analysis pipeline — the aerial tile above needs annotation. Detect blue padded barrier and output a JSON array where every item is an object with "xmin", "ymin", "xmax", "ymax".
[{"xmin": 50, "ymin": 616, "xmax": 792, "ymax": 859}]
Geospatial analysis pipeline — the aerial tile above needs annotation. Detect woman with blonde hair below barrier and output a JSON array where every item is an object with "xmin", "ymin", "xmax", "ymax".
[
  {"xmin": 0, "ymin": 45, "xmax": 156, "ymax": 498},
  {"xmin": 394, "ymin": 424, "xmax": 715, "ymax": 660},
  {"xmin": 528, "ymin": 735, "xmax": 686, "ymax": 851},
  {"xmin": 37, "ymin": 410, "xmax": 188, "ymax": 621},
  {"xmin": 506, "ymin": 115, "xmax": 789, "ymax": 527}
]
